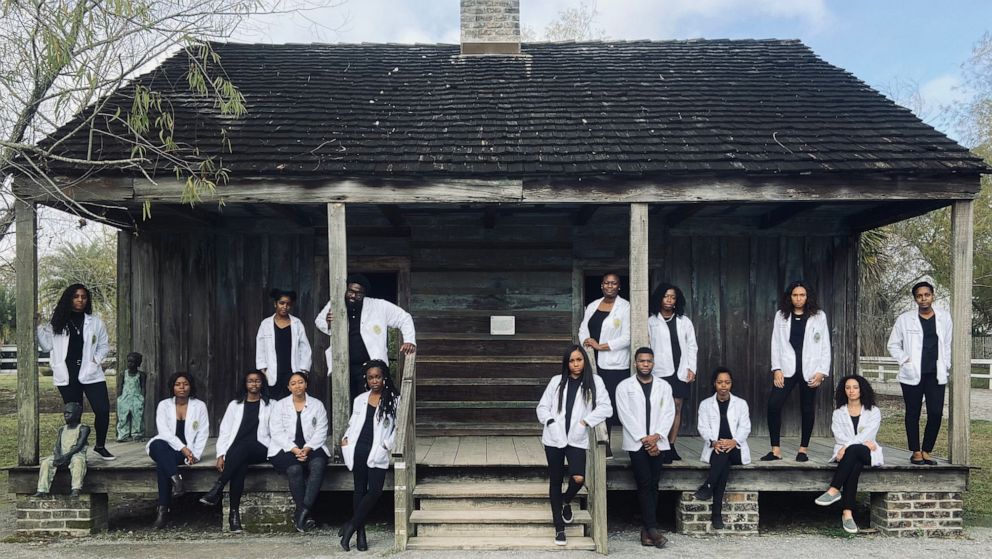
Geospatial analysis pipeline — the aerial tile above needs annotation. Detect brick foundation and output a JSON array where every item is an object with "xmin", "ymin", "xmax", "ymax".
[
  {"xmin": 870, "ymin": 491, "xmax": 964, "ymax": 537},
  {"xmin": 222, "ymin": 492, "xmax": 296, "ymax": 533},
  {"xmin": 677, "ymin": 491, "xmax": 759, "ymax": 536},
  {"xmin": 16, "ymin": 493, "xmax": 108, "ymax": 537}
]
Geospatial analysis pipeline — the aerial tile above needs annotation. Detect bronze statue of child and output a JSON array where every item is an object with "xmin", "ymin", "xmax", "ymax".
[{"xmin": 35, "ymin": 402, "xmax": 90, "ymax": 498}]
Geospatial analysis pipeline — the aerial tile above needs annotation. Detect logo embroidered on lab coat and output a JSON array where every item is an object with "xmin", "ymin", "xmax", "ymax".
[
  {"xmin": 813, "ymin": 332, "xmax": 821, "ymax": 343},
  {"xmin": 312, "ymin": 416, "xmax": 317, "ymax": 427},
  {"xmin": 192, "ymin": 421, "xmax": 200, "ymax": 431},
  {"xmin": 373, "ymin": 325, "xmax": 382, "ymax": 335},
  {"xmin": 613, "ymin": 318, "xmax": 621, "ymax": 329}
]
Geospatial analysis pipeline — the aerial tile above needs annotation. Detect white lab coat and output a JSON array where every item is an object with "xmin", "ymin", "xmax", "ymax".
[
  {"xmin": 316, "ymin": 297, "xmax": 416, "ymax": 373},
  {"xmin": 830, "ymin": 406, "xmax": 883, "ymax": 467},
  {"xmin": 267, "ymin": 394, "xmax": 330, "ymax": 458},
  {"xmin": 647, "ymin": 313, "xmax": 698, "ymax": 381},
  {"xmin": 615, "ymin": 376, "xmax": 676, "ymax": 452},
  {"xmin": 886, "ymin": 310, "xmax": 952, "ymax": 386},
  {"xmin": 37, "ymin": 314, "xmax": 110, "ymax": 386},
  {"xmin": 145, "ymin": 398, "xmax": 210, "ymax": 461},
  {"xmin": 215, "ymin": 399, "xmax": 273, "ymax": 457},
  {"xmin": 341, "ymin": 391, "xmax": 398, "ymax": 470},
  {"xmin": 255, "ymin": 314, "xmax": 313, "ymax": 386},
  {"xmin": 696, "ymin": 394, "xmax": 752, "ymax": 465},
  {"xmin": 536, "ymin": 374, "xmax": 613, "ymax": 449},
  {"xmin": 577, "ymin": 296, "xmax": 631, "ymax": 370},
  {"xmin": 770, "ymin": 311, "xmax": 831, "ymax": 381}
]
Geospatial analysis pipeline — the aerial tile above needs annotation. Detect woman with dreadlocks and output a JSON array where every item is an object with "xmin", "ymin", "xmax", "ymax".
[
  {"xmin": 339, "ymin": 359, "xmax": 400, "ymax": 551},
  {"xmin": 536, "ymin": 344, "xmax": 613, "ymax": 546}
]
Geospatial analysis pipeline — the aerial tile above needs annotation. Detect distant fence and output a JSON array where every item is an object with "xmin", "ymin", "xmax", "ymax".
[
  {"xmin": 0, "ymin": 345, "xmax": 51, "ymax": 371},
  {"xmin": 859, "ymin": 356, "xmax": 992, "ymax": 389}
]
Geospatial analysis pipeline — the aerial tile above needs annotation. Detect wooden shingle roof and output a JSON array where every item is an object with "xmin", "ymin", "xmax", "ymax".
[{"xmin": 48, "ymin": 39, "xmax": 985, "ymax": 178}]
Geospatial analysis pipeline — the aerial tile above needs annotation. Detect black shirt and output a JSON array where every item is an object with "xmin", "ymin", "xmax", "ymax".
[
  {"xmin": 65, "ymin": 312, "xmax": 85, "ymax": 376},
  {"xmin": 664, "ymin": 315, "xmax": 681, "ymax": 373},
  {"xmin": 789, "ymin": 313, "xmax": 808, "ymax": 378},
  {"xmin": 919, "ymin": 314, "xmax": 939, "ymax": 376},
  {"xmin": 274, "ymin": 322, "xmax": 292, "ymax": 387},
  {"xmin": 588, "ymin": 309, "xmax": 609, "ymax": 343},
  {"xmin": 347, "ymin": 301, "xmax": 371, "ymax": 366},
  {"xmin": 564, "ymin": 375, "xmax": 582, "ymax": 435},
  {"xmin": 175, "ymin": 419, "xmax": 187, "ymax": 445},
  {"xmin": 851, "ymin": 414, "xmax": 860, "ymax": 432},
  {"xmin": 232, "ymin": 400, "xmax": 260, "ymax": 447},
  {"xmin": 640, "ymin": 379, "xmax": 653, "ymax": 434},
  {"xmin": 358, "ymin": 403, "xmax": 376, "ymax": 446},
  {"xmin": 717, "ymin": 398, "xmax": 733, "ymax": 440},
  {"xmin": 294, "ymin": 410, "xmax": 305, "ymax": 449}
]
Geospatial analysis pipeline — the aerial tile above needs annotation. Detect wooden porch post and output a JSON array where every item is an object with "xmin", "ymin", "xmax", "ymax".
[
  {"xmin": 116, "ymin": 232, "xmax": 133, "ymax": 392},
  {"xmin": 629, "ymin": 203, "xmax": 650, "ymax": 354},
  {"xmin": 15, "ymin": 199, "xmax": 39, "ymax": 466},
  {"xmin": 327, "ymin": 203, "xmax": 351, "ymax": 453},
  {"xmin": 949, "ymin": 200, "xmax": 974, "ymax": 465}
]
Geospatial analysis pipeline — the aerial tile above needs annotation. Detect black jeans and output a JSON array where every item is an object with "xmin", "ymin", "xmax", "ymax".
[
  {"xmin": 270, "ymin": 448, "xmax": 328, "ymax": 510},
  {"xmin": 831, "ymin": 444, "xmax": 871, "ymax": 510},
  {"xmin": 58, "ymin": 378, "xmax": 110, "ymax": 448},
  {"xmin": 149, "ymin": 439, "xmax": 185, "ymax": 506},
  {"xmin": 704, "ymin": 447, "xmax": 742, "ymax": 520},
  {"xmin": 628, "ymin": 448, "xmax": 664, "ymax": 531},
  {"xmin": 544, "ymin": 445, "xmax": 586, "ymax": 532},
  {"xmin": 766, "ymin": 373, "xmax": 817, "ymax": 447},
  {"xmin": 901, "ymin": 375, "xmax": 945, "ymax": 453},
  {"xmin": 217, "ymin": 440, "xmax": 268, "ymax": 508},
  {"xmin": 349, "ymin": 443, "xmax": 388, "ymax": 529}
]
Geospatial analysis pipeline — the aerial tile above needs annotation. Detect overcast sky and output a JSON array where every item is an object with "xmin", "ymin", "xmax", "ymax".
[{"xmin": 239, "ymin": 0, "xmax": 991, "ymax": 142}]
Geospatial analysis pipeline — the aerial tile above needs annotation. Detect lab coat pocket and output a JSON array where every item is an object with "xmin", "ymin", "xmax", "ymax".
[{"xmin": 342, "ymin": 441, "xmax": 356, "ymax": 471}]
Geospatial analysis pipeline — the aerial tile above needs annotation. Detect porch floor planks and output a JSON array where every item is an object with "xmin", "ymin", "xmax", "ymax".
[{"xmin": 485, "ymin": 435, "xmax": 520, "ymax": 466}]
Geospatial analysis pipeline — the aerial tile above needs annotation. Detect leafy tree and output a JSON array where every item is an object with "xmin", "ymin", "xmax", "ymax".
[
  {"xmin": 522, "ymin": 0, "xmax": 606, "ymax": 42},
  {"xmin": 38, "ymin": 229, "xmax": 117, "ymax": 336}
]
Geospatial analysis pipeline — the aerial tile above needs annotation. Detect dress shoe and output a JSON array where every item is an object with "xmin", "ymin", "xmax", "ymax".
[
  {"xmin": 153, "ymin": 505, "xmax": 168, "ymax": 529},
  {"xmin": 229, "ymin": 509, "xmax": 243, "ymax": 533},
  {"xmin": 640, "ymin": 528, "xmax": 654, "ymax": 546},
  {"xmin": 648, "ymin": 528, "xmax": 668, "ymax": 548}
]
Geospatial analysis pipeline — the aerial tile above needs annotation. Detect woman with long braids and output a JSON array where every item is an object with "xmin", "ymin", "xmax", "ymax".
[
  {"xmin": 339, "ymin": 359, "xmax": 400, "ymax": 551},
  {"xmin": 536, "ymin": 345, "xmax": 612, "ymax": 546},
  {"xmin": 761, "ymin": 280, "xmax": 831, "ymax": 462},
  {"xmin": 200, "ymin": 370, "xmax": 272, "ymax": 532},
  {"xmin": 37, "ymin": 284, "xmax": 114, "ymax": 460}
]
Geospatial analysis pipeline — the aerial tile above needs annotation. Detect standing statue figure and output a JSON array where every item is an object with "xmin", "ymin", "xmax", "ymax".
[
  {"xmin": 116, "ymin": 352, "xmax": 147, "ymax": 442},
  {"xmin": 34, "ymin": 402, "xmax": 91, "ymax": 497}
]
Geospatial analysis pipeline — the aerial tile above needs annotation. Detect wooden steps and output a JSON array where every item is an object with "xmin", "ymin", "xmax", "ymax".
[{"xmin": 405, "ymin": 536, "xmax": 596, "ymax": 551}]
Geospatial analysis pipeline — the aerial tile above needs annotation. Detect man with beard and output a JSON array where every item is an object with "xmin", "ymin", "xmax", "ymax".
[{"xmin": 317, "ymin": 274, "xmax": 416, "ymax": 399}]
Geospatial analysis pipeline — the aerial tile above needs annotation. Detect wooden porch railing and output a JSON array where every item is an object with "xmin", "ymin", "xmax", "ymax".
[
  {"xmin": 392, "ymin": 352, "xmax": 417, "ymax": 550},
  {"xmin": 583, "ymin": 346, "xmax": 609, "ymax": 554}
]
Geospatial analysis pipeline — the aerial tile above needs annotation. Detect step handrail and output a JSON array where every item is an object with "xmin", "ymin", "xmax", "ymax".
[
  {"xmin": 583, "ymin": 346, "xmax": 609, "ymax": 555},
  {"xmin": 392, "ymin": 352, "xmax": 417, "ymax": 551}
]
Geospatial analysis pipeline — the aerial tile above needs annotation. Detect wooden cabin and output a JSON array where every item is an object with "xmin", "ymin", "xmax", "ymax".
[{"xmin": 10, "ymin": 0, "xmax": 983, "ymax": 550}]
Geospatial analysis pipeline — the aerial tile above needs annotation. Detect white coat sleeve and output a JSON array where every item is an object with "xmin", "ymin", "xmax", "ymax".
[
  {"xmin": 155, "ymin": 400, "xmax": 185, "ymax": 451},
  {"xmin": 615, "ymin": 383, "xmax": 644, "ymax": 440},
  {"xmin": 684, "ymin": 318, "xmax": 698, "ymax": 373},
  {"xmin": 215, "ymin": 402, "xmax": 238, "ymax": 457},
  {"xmin": 697, "ymin": 401, "xmax": 716, "ymax": 444},
  {"xmin": 37, "ymin": 324, "xmax": 54, "ymax": 352},
  {"xmin": 304, "ymin": 403, "xmax": 329, "ymax": 452},
  {"xmin": 770, "ymin": 315, "xmax": 783, "ymax": 372},
  {"xmin": 382, "ymin": 300, "xmax": 417, "ymax": 346},
  {"xmin": 536, "ymin": 379, "xmax": 558, "ymax": 425},
  {"xmin": 92, "ymin": 318, "xmax": 110, "ymax": 364},
  {"xmin": 608, "ymin": 305, "xmax": 631, "ymax": 352},
  {"xmin": 734, "ymin": 401, "xmax": 751, "ymax": 447},
  {"xmin": 886, "ymin": 317, "xmax": 909, "ymax": 364},
  {"xmin": 942, "ymin": 318, "xmax": 953, "ymax": 367},
  {"xmin": 343, "ymin": 397, "xmax": 361, "ymax": 442},
  {"xmin": 851, "ymin": 407, "xmax": 881, "ymax": 445},
  {"xmin": 382, "ymin": 398, "xmax": 399, "ymax": 450},
  {"xmin": 582, "ymin": 375, "xmax": 614, "ymax": 428},
  {"xmin": 191, "ymin": 402, "xmax": 210, "ymax": 460},
  {"xmin": 657, "ymin": 387, "xmax": 676, "ymax": 441},
  {"xmin": 578, "ymin": 303, "xmax": 591, "ymax": 342},
  {"xmin": 818, "ymin": 313, "xmax": 831, "ymax": 376},
  {"xmin": 315, "ymin": 300, "xmax": 331, "ymax": 336},
  {"xmin": 297, "ymin": 322, "xmax": 313, "ymax": 371},
  {"xmin": 831, "ymin": 410, "xmax": 851, "ymax": 447},
  {"xmin": 255, "ymin": 321, "xmax": 268, "ymax": 370},
  {"xmin": 269, "ymin": 404, "xmax": 296, "ymax": 452}
]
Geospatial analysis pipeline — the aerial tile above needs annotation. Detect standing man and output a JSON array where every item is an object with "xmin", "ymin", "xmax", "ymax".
[
  {"xmin": 887, "ymin": 281, "xmax": 952, "ymax": 465},
  {"xmin": 317, "ymin": 274, "xmax": 416, "ymax": 399},
  {"xmin": 615, "ymin": 347, "xmax": 674, "ymax": 548}
]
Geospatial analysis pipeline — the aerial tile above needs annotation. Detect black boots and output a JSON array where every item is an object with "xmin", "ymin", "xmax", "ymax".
[
  {"xmin": 199, "ymin": 481, "xmax": 224, "ymax": 506},
  {"xmin": 153, "ymin": 505, "xmax": 168, "ymax": 529},
  {"xmin": 229, "ymin": 509, "xmax": 243, "ymax": 533},
  {"xmin": 170, "ymin": 474, "xmax": 184, "ymax": 497},
  {"xmin": 356, "ymin": 527, "xmax": 368, "ymax": 551},
  {"xmin": 340, "ymin": 521, "xmax": 355, "ymax": 551},
  {"xmin": 294, "ymin": 507, "xmax": 311, "ymax": 533}
]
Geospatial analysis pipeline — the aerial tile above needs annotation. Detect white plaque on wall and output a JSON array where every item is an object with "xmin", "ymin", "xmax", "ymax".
[{"xmin": 490, "ymin": 316, "xmax": 516, "ymax": 336}]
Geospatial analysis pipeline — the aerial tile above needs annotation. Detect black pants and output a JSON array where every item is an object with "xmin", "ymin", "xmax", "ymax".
[
  {"xmin": 58, "ymin": 378, "xmax": 110, "ymax": 448},
  {"xmin": 349, "ymin": 443, "xmax": 388, "ymax": 529},
  {"xmin": 216, "ymin": 440, "xmax": 268, "ymax": 509},
  {"xmin": 766, "ymin": 373, "xmax": 817, "ymax": 447},
  {"xmin": 598, "ymin": 369, "xmax": 627, "ymax": 428},
  {"xmin": 270, "ymin": 448, "xmax": 328, "ymax": 510},
  {"xmin": 704, "ymin": 447, "xmax": 742, "ymax": 520},
  {"xmin": 544, "ymin": 445, "xmax": 586, "ymax": 532},
  {"xmin": 629, "ymin": 448, "xmax": 664, "ymax": 531},
  {"xmin": 349, "ymin": 362, "xmax": 366, "ymax": 401},
  {"xmin": 149, "ymin": 439, "xmax": 185, "ymax": 506},
  {"xmin": 831, "ymin": 444, "xmax": 871, "ymax": 510},
  {"xmin": 901, "ymin": 375, "xmax": 945, "ymax": 453}
]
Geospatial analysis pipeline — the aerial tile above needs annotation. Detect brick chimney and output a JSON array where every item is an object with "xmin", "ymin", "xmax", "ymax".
[{"xmin": 460, "ymin": 0, "xmax": 521, "ymax": 55}]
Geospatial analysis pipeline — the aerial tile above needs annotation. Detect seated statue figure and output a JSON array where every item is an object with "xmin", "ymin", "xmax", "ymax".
[{"xmin": 34, "ymin": 402, "xmax": 91, "ymax": 498}]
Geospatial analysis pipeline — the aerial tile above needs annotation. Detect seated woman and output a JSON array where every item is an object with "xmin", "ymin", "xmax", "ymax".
[
  {"xmin": 339, "ymin": 360, "xmax": 400, "ymax": 551},
  {"xmin": 815, "ymin": 374, "xmax": 883, "ymax": 534},
  {"xmin": 694, "ymin": 367, "xmax": 751, "ymax": 530},
  {"xmin": 200, "ymin": 370, "xmax": 272, "ymax": 532},
  {"xmin": 146, "ymin": 372, "xmax": 210, "ymax": 529},
  {"xmin": 536, "ymin": 344, "xmax": 612, "ymax": 546},
  {"xmin": 267, "ymin": 371, "xmax": 328, "ymax": 533}
]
